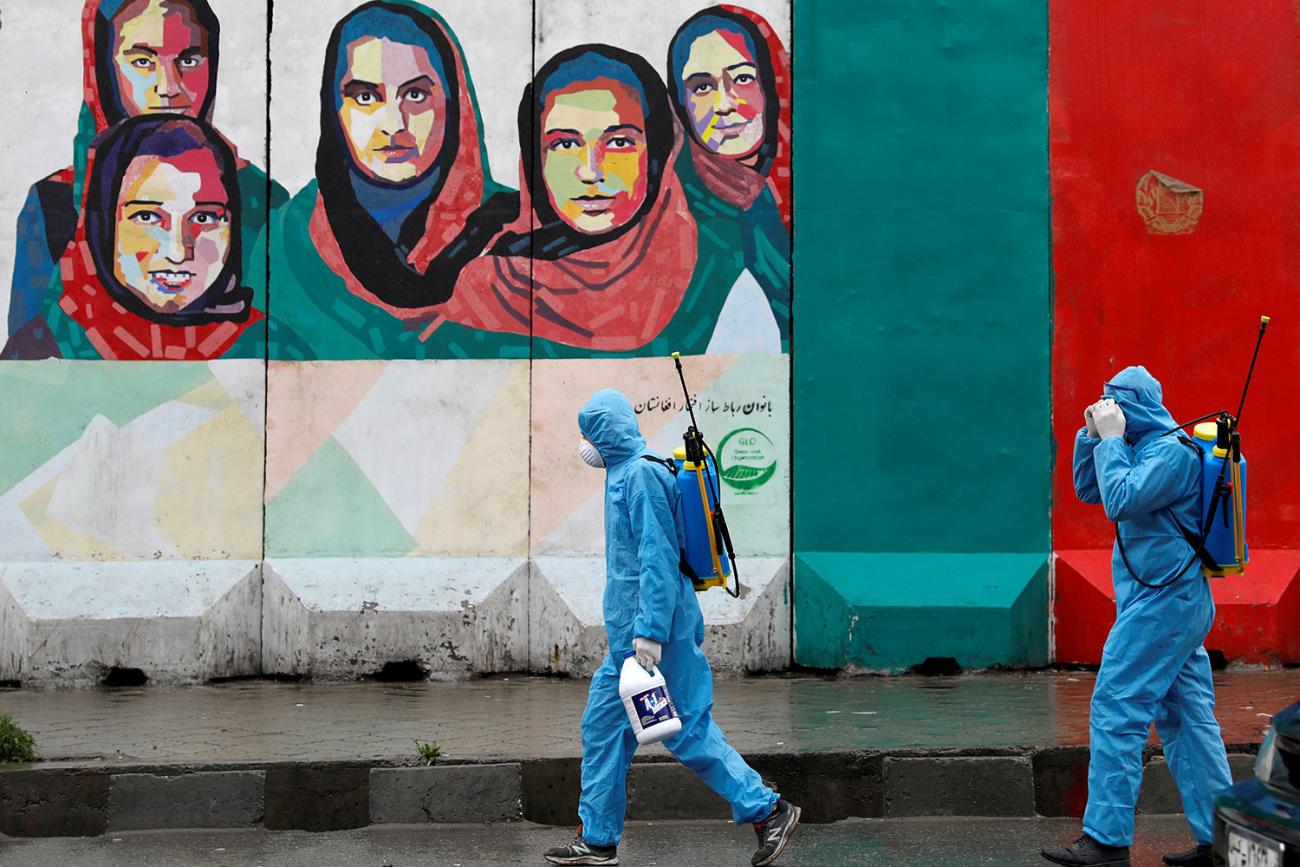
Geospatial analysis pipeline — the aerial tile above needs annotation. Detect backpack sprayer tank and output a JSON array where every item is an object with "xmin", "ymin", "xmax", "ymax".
[
  {"xmin": 672, "ymin": 445, "xmax": 732, "ymax": 591},
  {"xmin": 661, "ymin": 353, "xmax": 740, "ymax": 597},
  {"xmin": 1154, "ymin": 315, "xmax": 1269, "ymax": 584},
  {"xmin": 1191, "ymin": 418, "xmax": 1248, "ymax": 578}
]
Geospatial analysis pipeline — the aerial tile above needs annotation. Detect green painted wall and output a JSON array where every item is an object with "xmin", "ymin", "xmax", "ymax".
[
  {"xmin": 792, "ymin": 0, "xmax": 1051, "ymax": 668},
  {"xmin": 796, "ymin": 553, "xmax": 1049, "ymax": 670}
]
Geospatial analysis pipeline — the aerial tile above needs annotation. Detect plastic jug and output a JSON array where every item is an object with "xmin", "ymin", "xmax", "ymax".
[{"xmin": 619, "ymin": 651, "xmax": 682, "ymax": 745}]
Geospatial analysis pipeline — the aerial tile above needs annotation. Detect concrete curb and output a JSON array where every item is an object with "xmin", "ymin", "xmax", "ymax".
[
  {"xmin": 0, "ymin": 746, "xmax": 1260, "ymax": 837},
  {"xmin": 884, "ymin": 756, "xmax": 1036, "ymax": 817},
  {"xmin": 370, "ymin": 764, "xmax": 523, "ymax": 824},
  {"xmin": 1137, "ymin": 754, "xmax": 1257, "ymax": 815},
  {"xmin": 108, "ymin": 771, "xmax": 265, "ymax": 831}
]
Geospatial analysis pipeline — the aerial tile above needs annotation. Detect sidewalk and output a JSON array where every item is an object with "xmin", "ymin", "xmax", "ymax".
[{"xmin": 0, "ymin": 670, "xmax": 1291, "ymax": 837}]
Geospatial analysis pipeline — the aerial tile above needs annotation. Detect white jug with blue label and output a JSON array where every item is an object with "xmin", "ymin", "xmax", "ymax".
[{"xmin": 619, "ymin": 650, "xmax": 682, "ymax": 745}]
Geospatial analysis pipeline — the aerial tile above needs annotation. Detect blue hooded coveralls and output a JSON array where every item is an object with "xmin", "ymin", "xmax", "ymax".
[
  {"xmin": 576, "ymin": 389, "xmax": 777, "ymax": 847},
  {"xmin": 1073, "ymin": 366, "xmax": 1233, "ymax": 847}
]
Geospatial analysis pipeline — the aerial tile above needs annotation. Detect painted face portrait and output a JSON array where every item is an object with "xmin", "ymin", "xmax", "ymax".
[
  {"xmin": 112, "ymin": 148, "xmax": 231, "ymax": 313},
  {"xmin": 436, "ymin": 45, "xmax": 694, "ymax": 351},
  {"xmin": 541, "ymin": 80, "xmax": 649, "ymax": 235},
  {"xmin": 667, "ymin": 8, "xmax": 790, "ymax": 224},
  {"xmin": 79, "ymin": 116, "xmax": 246, "ymax": 327},
  {"xmin": 338, "ymin": 35, "xmax": 448, "ymax": 184},
  {"xmin": 680, "ymin": 29, "xmax": 765, "ymax": 159},
  {"xmin": 109, "ymin": 0, "xmax": 211, "ymax": 117}
]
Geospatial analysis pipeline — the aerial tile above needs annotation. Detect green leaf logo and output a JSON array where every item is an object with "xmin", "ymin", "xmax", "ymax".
[{"xmin": 717, "ymin": 428, "xmax": 778, "ymax": 491}]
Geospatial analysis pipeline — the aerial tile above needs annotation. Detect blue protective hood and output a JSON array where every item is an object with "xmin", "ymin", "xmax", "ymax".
[
  {"xmin": 1104, "ymin": 366, "xmax": 1178, "ymax": 442},
  {"xmin": 578, "ymin": 389, "xmax": 647, "ymax": 466}
]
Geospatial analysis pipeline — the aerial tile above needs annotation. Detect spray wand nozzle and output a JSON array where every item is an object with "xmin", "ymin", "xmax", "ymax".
[
  {"xmin": 672, "ymin": 353, "xmax": 706, "ymax": 461},
  {"xmin": 1165, "ymin": 315, "xmax": 1270, "ymax": 438},
  {"xmin": 1177, "ymin": 316, "xmax": 1268, "ymax": 568}
]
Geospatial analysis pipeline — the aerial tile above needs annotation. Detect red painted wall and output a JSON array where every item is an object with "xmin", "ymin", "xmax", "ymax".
[{"xmin": 1050, "ymin": 0, "xmax": 1300, "ymax": 550}]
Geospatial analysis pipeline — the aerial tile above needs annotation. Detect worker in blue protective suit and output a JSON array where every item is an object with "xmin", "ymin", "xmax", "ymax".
[
  {"xmin": 544, "ymin": 388, "xmax": 800, "ymax": 867},
  {"xmin": 1042, "ymin": 367, "xmax": 1233, "ymax": 867}
]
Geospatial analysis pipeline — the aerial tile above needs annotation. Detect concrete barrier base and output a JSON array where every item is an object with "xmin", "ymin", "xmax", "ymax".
[
  {"xmin": 0, "ymin": 560, "xmax": 261, "ymax": 688},
  {"xmin": 528, "ymin": 556, "xmax": 791, "ymax": 675},
  {"xmin": 262, "ymin": 557, "xmax": 529, "ymax": 679}
]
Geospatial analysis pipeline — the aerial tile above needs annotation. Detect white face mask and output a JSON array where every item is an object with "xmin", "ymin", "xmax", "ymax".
[{"xmin": 578, "ymin": 438, "xmax": 605, "ymax": 468}]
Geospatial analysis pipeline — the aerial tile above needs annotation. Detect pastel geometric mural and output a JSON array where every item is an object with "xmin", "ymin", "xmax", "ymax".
[
  {"xmin": 264, "ymin": 360, "xmax": 531, "ymax": 559},
  {"xmin": 0, "ymin": 361, "xmax": 264, "ymax": 561}
]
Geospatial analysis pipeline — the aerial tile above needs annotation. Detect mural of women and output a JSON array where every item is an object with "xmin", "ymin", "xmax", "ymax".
[
  {"xmin": 428, "ymin": 44, "xmax": 699, "ymax": 357},
  {"xmin": 270, "ymin": 0, "xmax": 522, "ymax": 360},
  {"xmin": 3, "ymin": 115, "xmax": 266, "ymax": 360},
  {"xmin": 666, "ymin": 5, "xmax": 791, "ymax": 354},
  {"xmin": 5, "ymin": 0, "xmax": 281, "ymax": 347}
]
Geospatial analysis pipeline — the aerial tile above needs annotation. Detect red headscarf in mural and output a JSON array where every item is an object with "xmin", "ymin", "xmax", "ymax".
[
  {"xmin": 427, "ymin": 45, "xmax": 697, "ymax": 352},
  {"xmin": 23, "ymin": 0, "xmax": 226, "ymax": 254},
  {"xmin": 57, "ymin": 115, "xmax": 260, "ymax": 360},
  {"xmin": 668, "ymin": 5, "xmax": 791, "ymax": 229}
]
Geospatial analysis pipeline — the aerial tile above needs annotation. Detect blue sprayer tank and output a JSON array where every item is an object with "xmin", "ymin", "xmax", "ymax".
[
  {"xmin": 672, "ymin": 446, "xmax": 731, "ymax": 590},
  {"xmin": 1192, "ymin": 422, "xmax": 1247, "ymax": 576}
]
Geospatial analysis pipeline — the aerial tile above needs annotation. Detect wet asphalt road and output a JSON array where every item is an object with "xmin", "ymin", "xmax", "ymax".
[{"xmin": 0, "ymin": 816, "xmax": 1199, "ymax": 866}]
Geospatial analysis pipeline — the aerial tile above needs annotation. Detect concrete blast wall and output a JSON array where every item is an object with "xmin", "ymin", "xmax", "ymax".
[{"xmin": 0, "ymin": 0, "xmax": 791, "ymax": 684}]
